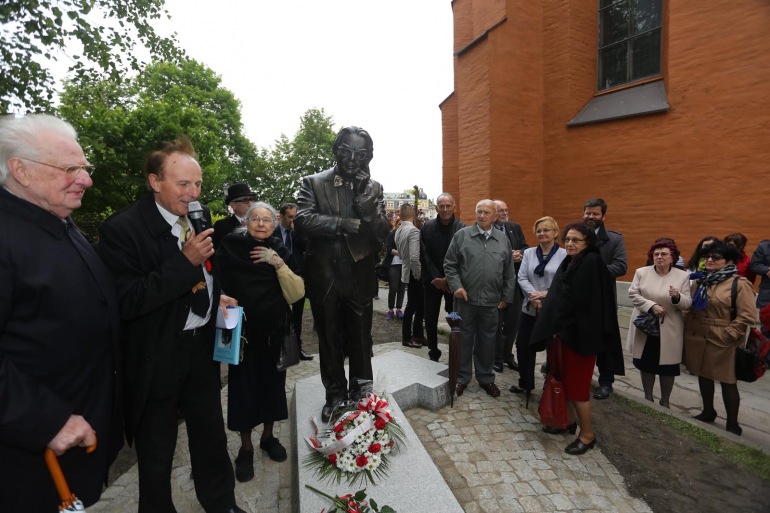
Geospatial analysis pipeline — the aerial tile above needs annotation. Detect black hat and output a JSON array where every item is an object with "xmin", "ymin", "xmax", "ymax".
[{"xmin": 225, "ymin": 183, "xmax": 256, "ymax": 204}]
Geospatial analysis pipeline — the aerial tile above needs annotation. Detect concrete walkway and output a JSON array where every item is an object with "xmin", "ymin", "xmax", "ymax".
[{"xmin": 91, "ymin": 287, "xmax": 770, "ymax": 512}]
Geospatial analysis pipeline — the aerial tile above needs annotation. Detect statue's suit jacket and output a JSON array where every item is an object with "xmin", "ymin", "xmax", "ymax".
[{"xmin": 294, "ymin": 168, "xmax": 390, "ymax": 302}]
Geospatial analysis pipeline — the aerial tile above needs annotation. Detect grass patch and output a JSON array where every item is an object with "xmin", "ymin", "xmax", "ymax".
[{"xmin": 614, "ymin": 393, "xmax": 770, "ymax": 480}]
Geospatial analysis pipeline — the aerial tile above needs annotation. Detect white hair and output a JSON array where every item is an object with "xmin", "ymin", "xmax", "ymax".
[{"xmin": 0, "ymin": 114, "xmax": 78, "ymax": 185}]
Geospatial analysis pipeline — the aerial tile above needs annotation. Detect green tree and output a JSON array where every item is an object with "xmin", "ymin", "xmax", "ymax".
[
  {"xmin": 1, "ymin": 0, "xmax": 185, "ymax": 112},
  {"xmin": 58, "ymin": 59, "xmax": 263, "ymax": 237},
  {"xmin": 258, "ymin": 108, "xmax": 337, "ymax": 207}
]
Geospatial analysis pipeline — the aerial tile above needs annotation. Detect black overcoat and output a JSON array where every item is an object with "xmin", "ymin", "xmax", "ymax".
[
  {"xmin": 0, "ymin": 188, "xmax": 121, "ymax": 510},
  {"xmin": 530, "ymin": 247, "xmax": 625, "ymax": 375},
  {"xmin": 96, "ymin": 193, "xmax": 221, "ymax": 444}
]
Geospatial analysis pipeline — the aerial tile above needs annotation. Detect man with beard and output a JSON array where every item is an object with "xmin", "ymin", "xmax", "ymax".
[
  {"xmin": 294, "ymin": 127, "xmax": 390, "ymax": 422},
  {"xmin": 420, "ymin": 193, "xmax": 465, "ymax": 361},
  {"xmin": 583, "ymin": 197, "xmax": 627, "ymax": 399},
  {"xmin": 492, "ymin": 199, "xmax": 528, "ymax": 373}
]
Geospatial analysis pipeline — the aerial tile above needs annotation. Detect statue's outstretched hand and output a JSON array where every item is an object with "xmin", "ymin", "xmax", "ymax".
[{"xmin": 340, "ymin": 218, "xmax": 361, "ymax": 234}]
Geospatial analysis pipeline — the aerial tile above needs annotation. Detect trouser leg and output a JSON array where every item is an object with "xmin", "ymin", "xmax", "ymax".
[
  {"xmin": 342, "ymin": 296, "xmax": 374, "ymax": 397},
  {"xmin": 474, "ymin": 306, "xmax": 500, "ymax": 386},
  {"xmin": 408, "ymin": 274, "xmax": 424, "ymax": 338},
  {"xmin": 423, "ymin": 284, "xmax": 442, "ymax": 353},
  {"xmin": 135, "ymin": 392, "xmax": 180, "ymax": 513},
  {"xmin": 311, "ymin": 296, "xmax": 347, "ymax": 403},
  {"xmin": 515, "ymin": 313, "xmax": 537, "ymax": 390},
  {"xmin": 456, "ymin": 300, "xmax": 476, "ymax": 385}
]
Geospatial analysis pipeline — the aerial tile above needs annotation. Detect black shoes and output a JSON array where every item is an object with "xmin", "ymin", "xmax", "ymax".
[
  {"xmin": 593, "ymin": 385, "xmax": 612, "ymax": 400},
  {"xmin": 259, "ymin": 436, "xmax": 287, "ymax": 462},
  {"xmin": 693, "ymin": 409, "xmax": 717, "ymax": 423},
  {"xmin": 493, "ymin": 363, "xmax": 504, "ymax": 373},
  {"xmin": 299, "ymin": 349, "xmax": 314, "ymax": 361},
  {"xmin": 726, "ymin": 423, "xmax": 743, "ymax": 436},
  {"xmin": 321, "ymin": 400, "xmax": 348, "ymax": 423},
  {"xmin": 429, "ymin": 349, "xmax": 442, "ymax": 362},
  {"xmin": 542, "ymin": 422, "xmax": 577, "ymax": 435},
  {"xmin": 565, "ymin": 435, "xmax": 596, "ymax": 455},
  {"xmin": 509, "ymin": 385, "xmax": 527, "ymax": 394},
  {"xmin": 504, "ymin": 358, "xmax": 519, "ymax": 372},
  {"xmin": 234, "ymin": 448, "xmax": 254, "ymax": 482}
]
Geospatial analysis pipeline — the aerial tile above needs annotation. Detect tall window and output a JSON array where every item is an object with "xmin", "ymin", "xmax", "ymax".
[{"xmin": 598, "ymin": 0, "xmax": 662, "ymax": 90}]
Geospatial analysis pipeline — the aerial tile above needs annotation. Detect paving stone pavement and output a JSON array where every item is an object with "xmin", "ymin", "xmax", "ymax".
[{"xmin": 91, "ymin": 286, "xmax": 769, "ymax": 512}]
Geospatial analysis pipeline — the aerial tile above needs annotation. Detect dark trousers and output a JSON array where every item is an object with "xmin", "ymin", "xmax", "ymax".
[
  {"xmin": 456, "ymin": 301, "xmax": 499, "ymax": 385},
  {"xmin": 402, "ymin": 273, "xmax": 424, "ymax": 341},
  {"xmin": 134, "ymin": 331, "xmax": 235, "ymax": 513},
  {"xmin": 495, "ymin": 285, "xmax": 523, "ymax": 365},
  {"xmin": 291, "ymin": 296, "xmax": 305, "ymax": 348},
  {"xmin": 310, "ymin": 291, "xmax": 374, "ymax": 403},
  {"xmin": 597, "ymin": 352, "xmax": 616, "ymax": 388},
  {"xmin": 423, "ymin": 282, "xmax": 453, "ymax": 359},
  {"xmin": 387, "ymin": 264, "xmax": 405, "ymax": 309}
]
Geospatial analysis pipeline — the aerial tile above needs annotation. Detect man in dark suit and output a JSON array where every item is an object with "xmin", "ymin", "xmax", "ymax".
[
  {"xmin": 295, "ymin": 126, "xmax": 390, "ymax": 422},
  {"xmin": 97, "ymin": 137, "xmax": 245, "ymax": 513},
  {"xmin": 493, "ymin": 199, "xmax": 529, "ymax": 373},
  {"xmin": 583, "ymin": 197, "xmax": 627, "ymax": 400},
  {"xmin": 212, "ymin": 182, "xmax": 256, "ymax": 249},
  {"xmin": 0, "ymin": 114, "xmax": 121, "ymax": 511},
  {"xmin": 273, "ymin": 202, "xmax": 313, "ymax": 360}
]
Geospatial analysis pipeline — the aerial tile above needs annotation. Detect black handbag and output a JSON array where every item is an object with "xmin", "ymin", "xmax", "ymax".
[
  {"xmin": 276, "ymin": 311, "xmax": 300, "ymax": 372},
  {"xmin": 633, "ymin": 311, "xmax": 660, "ymax": 337}
]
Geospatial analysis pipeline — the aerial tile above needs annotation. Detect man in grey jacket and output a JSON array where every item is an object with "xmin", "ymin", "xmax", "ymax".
[
  {"xmin": 583, "ymin": 197, "xmax": 627, "ymax": 399},
  {"xmin": 444, "ymin": 199, "xmax": 516, "ymax": 398}
]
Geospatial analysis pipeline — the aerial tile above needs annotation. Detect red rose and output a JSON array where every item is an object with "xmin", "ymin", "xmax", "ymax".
[
  {"xmin": 355, "ymin": 454, "xmax": 368, "ymax": 467},
  {"xmin": 329, "ymin": 453, "xmax": 337, "ymax": 464},
  {"xmin": 374, "ymin": 418, "xmax": 386, "ymax": 430},
  {"xmin": 368, "ymin": 443, "xmax": 382, "ymax": 454},
  {"xmin": 333, "ymin": 422, "xmax": 345, "ymax": 433}
]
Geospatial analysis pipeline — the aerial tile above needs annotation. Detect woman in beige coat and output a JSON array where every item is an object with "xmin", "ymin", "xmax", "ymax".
[
  {"xmin": 627, "ymin": 240, "xmax": 692, "ymax": 407},
  {"xmin": 684, "ymin": 241, "xmax": 756, "ymax": 436}
]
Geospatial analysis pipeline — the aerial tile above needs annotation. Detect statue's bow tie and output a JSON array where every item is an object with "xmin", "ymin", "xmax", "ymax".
[{"xmin": 333, "ymin": 175, "xmax": 353, "ymax": 188}]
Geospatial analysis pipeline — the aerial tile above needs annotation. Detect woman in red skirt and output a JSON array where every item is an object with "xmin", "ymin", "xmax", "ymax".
[{"xmin": 530, "ymin": 222, "xmax": 624, "ymax": 455}]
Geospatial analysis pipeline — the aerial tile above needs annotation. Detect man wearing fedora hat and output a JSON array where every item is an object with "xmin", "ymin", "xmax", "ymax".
[{"xmin": 212, "ymin": 182, "xmax": 256, "ymax": 249}]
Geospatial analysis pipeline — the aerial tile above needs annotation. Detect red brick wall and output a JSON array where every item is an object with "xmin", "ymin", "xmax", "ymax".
[{"xmin": 445, "ymin": 0, "xmax": 770, "ymax": 279}]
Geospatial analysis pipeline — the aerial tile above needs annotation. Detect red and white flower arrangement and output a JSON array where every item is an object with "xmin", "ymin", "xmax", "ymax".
[{"xmin": 305, "ymin": 393, "xmax": 405, "ymax": 485}]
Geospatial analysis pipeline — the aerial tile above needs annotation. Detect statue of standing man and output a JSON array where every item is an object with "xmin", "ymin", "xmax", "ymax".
[{"xmin": 295, "ymin": 126, "xmax": 390, "ymax": 422}]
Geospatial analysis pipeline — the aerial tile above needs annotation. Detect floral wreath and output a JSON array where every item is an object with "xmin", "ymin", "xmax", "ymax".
[{"xmin": 305, "ymin": 393, "xmax": 405, "ymax": 486}]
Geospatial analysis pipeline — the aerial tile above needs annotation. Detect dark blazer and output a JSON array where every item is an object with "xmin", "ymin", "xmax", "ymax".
[
  {"xmin": 0, "ymin": 188, "xmax": 121, "ymax": 510},
  {"xmin": 213, "ymin": 214, "xmax": 241, "ymax": 249},
  {"xmin": 529, "ymin": 247, "xmax": 625, "ymax": 375},
  {"xmin": 596, "ymin": 224, "xmax": 627, "ymax": 279},
  {"xmin": 420, "ymin": 215, "xmax": 466, "ymax": 283},
  {"xmin": 96, "ymin": 193, "xmax": 220, "ymax": 444},
  {"xmin": 294, "ymin": 168, "xmax": 390, "ymax": 302},
  {"xmin": 273, "ymin": 225, "xmax": 307, "ymax": 273}
]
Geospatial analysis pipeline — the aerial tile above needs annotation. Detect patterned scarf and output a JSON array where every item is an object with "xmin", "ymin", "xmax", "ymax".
[
  {"xmin": 534, "ymin": 243, "xmax": 560, "ymax": 277},
  {"xmin": 689, "ymin": 264, "xmax": 737, "ymax": 311}
]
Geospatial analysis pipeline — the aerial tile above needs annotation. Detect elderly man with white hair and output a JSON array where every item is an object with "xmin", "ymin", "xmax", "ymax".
[
  {"xmin": 0, "ymin": 114, "xmax": 121, "ymax": 511},
  {"xmin": 444, "ymin": 199, "xmax": 516, "ymax": 399}
]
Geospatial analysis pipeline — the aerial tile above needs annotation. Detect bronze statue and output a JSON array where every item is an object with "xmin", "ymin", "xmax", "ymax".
[{"xmin": 294, "ymin": 126, "xmax": 390, "ymax": 422}]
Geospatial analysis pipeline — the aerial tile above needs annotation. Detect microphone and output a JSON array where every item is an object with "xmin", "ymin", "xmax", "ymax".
[{"xmin": 187, "ymin": 201, "xmax": 213, "ymax": 272}]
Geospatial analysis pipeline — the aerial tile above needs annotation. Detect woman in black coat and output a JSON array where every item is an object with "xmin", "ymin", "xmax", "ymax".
[
  {"xmin": 217, "ymin": 202, "xmax": 301, "ymax": 481},
  {"xmin": 530, "ymin": 222, "xmax": 623, "ymax": 455}
]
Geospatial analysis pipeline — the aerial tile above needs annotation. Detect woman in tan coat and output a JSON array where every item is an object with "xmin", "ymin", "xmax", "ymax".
[
  {"xmin": 627, "ymin": 240, "xmax": 692, "ymax": 407},
  {"xmin": 684, "ymin": 241, "xmax": 756, "ymax": 436}
]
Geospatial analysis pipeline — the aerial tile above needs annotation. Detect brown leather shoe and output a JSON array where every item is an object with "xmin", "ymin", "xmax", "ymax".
[
  {"xmin": 402, "ymin": 339, "xmax": 421, "ymax": 348},
  {"xmin": 480, "ymin": 382, "xmax": 501, "ymax": 398},
  {"xmin": 411, "ymin": 337, "xmax": 426, "ymax": 347},
  {"xmin": 455, "ymin": 383, "xmax": 467, "ymax": 396}
]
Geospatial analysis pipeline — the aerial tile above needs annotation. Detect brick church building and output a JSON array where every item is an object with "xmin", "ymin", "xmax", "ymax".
[{"xmin": 440, "ymin": 0, "xmax": 770, "ymax": 278}]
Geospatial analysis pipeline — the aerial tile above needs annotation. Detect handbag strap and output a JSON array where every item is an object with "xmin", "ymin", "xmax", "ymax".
[{"xmin": 730, "ymin": 276, "xmax": 739, "ymax": 321}]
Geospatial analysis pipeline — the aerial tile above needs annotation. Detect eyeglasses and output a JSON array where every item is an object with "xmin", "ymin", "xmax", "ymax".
[
  {"xmin": 338, "ymin": 146, "xmax": 368, "ymax": 161},
  {"xmin": 704, "ymin": 254, "xmax": 725, "ymax": 261},
  {"xmin": 563, "ymin": 237, "xmax": 586, "ymax": 244},
  {"xmin": 248, "ymin": 216, "xmax": 274, "ymax": 225},
  {"xmin": 231, "ymin": 198, "xmax": 254, "ymax": 204},
  {"xmin": 21, "ymin": 157, "xmax": 95, "ymax": 177},
  {"xmin": 535, "ymin": 228, "xmax": 552, "ymax": 234}
]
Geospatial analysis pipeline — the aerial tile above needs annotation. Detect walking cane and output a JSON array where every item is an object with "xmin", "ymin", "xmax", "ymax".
[{"xmin": 45, "ymin": 434, "xmax": 97, "ymax": 512}]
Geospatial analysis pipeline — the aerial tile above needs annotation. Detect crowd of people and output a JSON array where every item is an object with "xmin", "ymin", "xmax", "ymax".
[{"xmin": 1, "ymin": 113, "xmax": 766, "ymax": 510}]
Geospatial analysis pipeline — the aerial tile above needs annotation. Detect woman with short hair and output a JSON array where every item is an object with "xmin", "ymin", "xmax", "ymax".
[{"xmin": 627, "ymin": 240, "xmax": 692, "ymax": 408}]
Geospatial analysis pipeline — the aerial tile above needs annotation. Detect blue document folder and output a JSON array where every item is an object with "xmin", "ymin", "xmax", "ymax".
[{"xmin": 213, "ymin": 306, "xmax": 244, "ymax": 365}]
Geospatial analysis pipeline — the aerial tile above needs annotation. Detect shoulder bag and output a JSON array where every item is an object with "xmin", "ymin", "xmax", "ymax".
[
  {"xmin": 276, "ymin": 309, "xmax": 300, "ymax": 372},
  {"xmin": 538, "ymin": 336, "xmax": 568, "ymax": 429}
]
